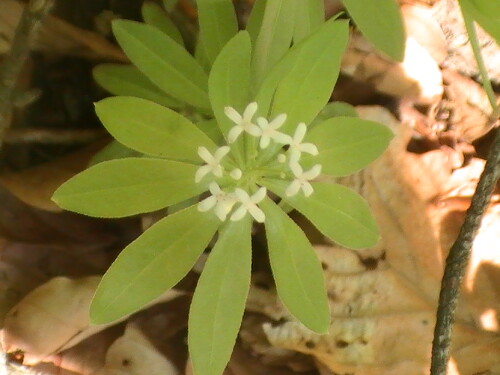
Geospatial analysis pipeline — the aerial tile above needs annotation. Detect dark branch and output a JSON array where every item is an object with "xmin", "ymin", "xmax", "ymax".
[
  {"xmin": 0, "ymin": 0, "xmax": 54, "ymax": 151},
  {"xmin": 430, "ymin": 125, "xmax": 500, "ymax": 375}
]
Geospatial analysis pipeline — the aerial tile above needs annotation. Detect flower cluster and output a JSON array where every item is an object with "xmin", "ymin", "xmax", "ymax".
[{"xmin": 195, "ymin": 103, "xmax": 322, "ymax": 223}]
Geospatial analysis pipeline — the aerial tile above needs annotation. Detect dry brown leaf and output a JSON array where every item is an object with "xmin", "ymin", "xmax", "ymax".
[
  {"xmin": 247, "ymin": 106, "xmax": 499, "ymax": 375},
  {"xmin": 92, "ymin": 324, "xmax": 178, "ymax": 375}
]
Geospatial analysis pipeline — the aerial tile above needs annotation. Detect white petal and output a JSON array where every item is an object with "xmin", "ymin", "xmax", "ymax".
[
  {"xmin": 293, "ymin": 122, "xmax": 307, "ymax": 142},
  {"xmin": 301, "ymin": 182, "xmax": 314, "ymax": 197},
  {"xmin": 243, "ymin": 102, "xmax": 258, "ymax": 120},
  {"xmin": 212, "ymin": 165, "xmax": 224, "ymax": 178},
  {"xmin": 277, "ymin": 154, "xmax": 287, "ymax": 163},
  {"xmin": 269, "ymin": 113, "xmax": 287, "ymax": 130},
  {"xmin": 228, "ymin": 126, "xmax": 243, "ymax": 143},
  {"xmin": 260, "ymin": 135, "xmax": 271, "ymax": 149},
  {"xmin": 198, "ymin": 196, "xmax": 217, "ymax": 212},
  {"xmin": 230, "ymin": 205, "xmax": 247, "ymax": 221},
  {"xmin": 214, "ymin": 145, "xmax": 230, "ymax": 160},
  {"xmin": 286, "ymin": 180, "xmax": 301, "ymax": 197},
  {"xmin": 214, "ymin": 202, "xmax": 231, "ymax": 221},
  {"xmin": 230, "ymin": 168, "xmax": 242, "ymax": 180},
  {"xmin": 271, "ymin": 132, "xmax": 292, "ymax": 145},
  {"xmin": 303, "ymin": 164, "xmax": 322, "ymax": 180},
  {"xmin": 251, "ymin": 187, "xmax": 267, "ymax": 203},
  {"xmin": 224, "ymin": 107, "xmax": 242, "ymax": 124},
  {"xmin": 208, "ymin": 181, "xmax": 222, "ymax": 195},
  {"xmin": 248, "ymin": 204, "xmax": 265, "ymax": 223},
  {"xmin": 234, "ymin": 188, "xmax": 250, "ymax": 202},
  {"xmin": 299, "ymin": 142, "xmax": 319, "ymax": 156},
  {"xmin": 289, "ymin": 161, "xmax": 303, "ymax": 177},
  {"xmin": 246, "ymin": 124, "xmax": 262, "ymax": 137},
  {"xmin": 289, "ymin": 148, "xmax": 301, "ymax": 164},
  {"xmin": 198, "ymin": 147, "xmax": 213, "ymax": 163},
  {"xmin": 257, "ymin": 117, "xmax": 268, "ymax": 129},
  {"xmin": 195, "ymin": 165, "xmax": 211, "ymax": 183}
]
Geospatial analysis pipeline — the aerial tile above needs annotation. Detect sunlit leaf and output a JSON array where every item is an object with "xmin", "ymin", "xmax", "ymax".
[
  {"xmin": 95, "ymin": 96, "xmax": 216, "ymax": 162},
  {"xmin": 112, "ymin": 20, "xmax": 210, "ymax": 109},
  {"xmin": 93, "ymin": 64, "xmax": 182, "ymax": 109},
  {"xmin": 252, "ymin": 0, "xmax": 297, "ymax": 86},
  {"xmin": 303, "ymin": 117, "xmax": 393, "ymax": 176},
  {"xmin": 52, "ymin": 158, "xmax": 205, "ymax": 218},
  {"xmin": 260, "ymin": 198, "xmax": 330, "ymax": 333},
  {"xmin": 293, "ymin": 0, "xmax": 324, "ymax": 42},
  {"xmin": 196, "ymin": 0, "xmax": 238, "ymax": 64},
  {"xmin": 90, "ymin": 205, "xmax": 220, "ymax": 324},
  {"xmin": 208, "ymin": 31, "xmax": 251, "ymax": 156},
  {"xmin": 270, "ymin": 19, "xmax": 349, "ymax": 134},
  {"xmin": 142, "ymin": 1, "xmax": 184, "ymax": 45},
  {"xmin": 311, "ymin": 102, "xmax": 358, "ymax": 128},
  {"xmin": 246, "ymin": 0, "xmax": 267, "ymax": 45},
  {"xmin": 341, "ymin": 0, "xmax": 406, "ymax": 61},
  {"xmin": 89, "ymin": 140, "xmax": 141, "ymax": 166},
  {"xmin": 262, "ymin": 180, "xmax": 379, "ymax": 249},
  {"xmin": 196, "ymin": 119, "xmax": 225, "ymax": 145},
  {"xmin": 189, "ymin": 218, "xmax": 252, "ymax": 375}
]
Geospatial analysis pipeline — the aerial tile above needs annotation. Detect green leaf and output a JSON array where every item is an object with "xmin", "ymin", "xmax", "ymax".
[
  {"xmin": 93, "ymin": 64, "xmax": 182, "ymax": 109},
  {"xmin": 89, "ymin": 140, "xmax": 141, "ymax": 166},
  {"xmin": 208, "ymin": 32, "xmax": 251, "ymax": 147},
  {"xmin": 95, "ymin": 96, "xmax": 216, "ymax": 162},
  {"xmin": 196, "ymin": 0, "xmax": 238, "ymax": 65},
  {"xmin": 90, "ymin": 205, "xmax": 220, "ymax": 324},
  {"xmin": 52, "ymin": 158, "xmax": 205, "ymax": 218},
  {"xmin": 293, "ymin": 0, "xmax": 324, "ymax": 43},
  {"xmin": 303, "ymin": 116, "xmax": 393, "ymax": 176},
  {"xmin": 163, "ymin": 0, "xmax": 179, "ymax": 12},
  {"xmin": 312, "ymin": 102, "xmax": 358, "ymax": 127},
  {"xmin": 246, "ymin": 0, "xmax": 267, "ymax": 45},
  {"xmin": 341, "ymin": 0, "xmax": 406, "ymax": 61},
  {"xmin": 252, "ymin": 0, "xmax": 297, "ymax": 86},
  {"xmin": 260, "ymin": 198, "xmax": 330, "ymax": 333},
  {"xmin": 112, "ymin": 20, "xmax": 210, "ymax": 110},
  {"xmin": 459, "ymin": 0, "xmax": 500, "ymax": 44},
  {"xmin": 142, "ymin": 1, "xmax": 184, "ymax": 45},
  {"xmin": 196, "ymin": 119, "xmax": 225, "ymax": 145},
  {"xmin": 189, "ymin": 218, "xmax": 252, "ymax": 375},
  {"xmin": 262, "ymin": 180, "xmax": 379, "ymax": 249},
  {"xmin": 270, "ymin": 19, "xmax": 349, "ymax": 134}
]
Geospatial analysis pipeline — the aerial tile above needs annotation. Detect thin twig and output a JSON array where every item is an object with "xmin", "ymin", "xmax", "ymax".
[
  {"xmin": 0, "ymin": 0, "xmax": 54, "ymax": 151},
  {"xmin": 430, "ymin": 127, "xmax": 500, "ymax": 375},
  {"xmin": 3, "ymin": 128, "xmax": 106, "ymax": 144}
]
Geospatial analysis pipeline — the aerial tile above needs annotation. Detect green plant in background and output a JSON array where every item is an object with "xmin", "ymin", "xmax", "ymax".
[{"xmin": 52, "ymin": 1, "xmax": 402, "ymax": 375}]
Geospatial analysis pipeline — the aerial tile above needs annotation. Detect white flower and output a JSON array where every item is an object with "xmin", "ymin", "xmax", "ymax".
[
  {"xmin": 256, "ymin": 114, "xmax": 291, "ymax": 149},
  {"xmin": 288, "ymin": 122, "xmax": 319, "ymax": 163},
  {"xmin": 195, "ymin": 146, "xmax": 230, "ymax": 183},
  {"xmin": 224, "ymin": 102, "xmax": 261, "ymax": 143},
  {"xmin": 230, "ymin": 168, "xmax": 242, "ymax": 180},
  {"xmin": 230, "ymin": 187, "xmax": 267, "ymax": 223},
  {"xmin": 198, "ymin": 182, "xmax": 236, "ymax": 221},
  {"xmin": 277, "ymin": 153, "xmax": 287, "ymax": 163},
  {"xmin": 286, "ymin": 163, "xmax": 322, "ymax": 197}
]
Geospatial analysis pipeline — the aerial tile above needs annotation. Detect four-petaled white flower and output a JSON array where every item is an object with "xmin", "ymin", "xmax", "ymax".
[
  {"xmin": 224, "ymin": 102, "xmax": 261, "ymax": 143},
  {"xmin": 195, "ymin": 146, "xmax": 230, "ymax": 183},
  {"xmin": 286, "ymin": 163, "xmax": 322, "ymax": 197},
  {"xmin": 198, "ymin": 182, "xmax": 236, "ymax": 221},
  {"xmin": 288, "ymin": 122, "xmax": 319, "ymax": 163},
  {"xmin": 256, "ymin": 114, "xmax": 291, "ymax": 149},
  {"xmin": 230, "ymin": 187, "xmax": 267, "ymax": 223}
]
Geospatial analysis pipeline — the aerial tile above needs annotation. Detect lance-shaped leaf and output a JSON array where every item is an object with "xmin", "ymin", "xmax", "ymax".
[
  {"xmin": 95, "ymin": 97, "xmax": 216, "ymax": 162},
  {"xmin": 189, "ymin": 218, "xmax": 252, "ymax": 375},
  {"xmin": 293, "ymin": 0, "xmax": 324, "ymax": 42},
  {"xmin": 270, "ymin": 19, "xmax": 349, "ymax": 134},
  {"xmin": 90, "ymin": 205, "xmax": 220, "ymax": 324},
  {"xmin": 89, "ymin": 140, "xmax": 141, "ymax": 166},
  {"xmin": 93, "ymin": 64, "xmax": 182, "ymax": 109},
  {"xmin": 196, "ymin": 0, "xmax": 238, "ymax": 64},
  {"xmin": 246, "ymin": 0, "xmax": 267, "ymax": 46},
  {"xmin": 260, "ymin": 198, "xmax": 330, "ymax": 333},
  {"xmin": 262, "ymin": 180, "xmax": 379, "ymax": 249},
  {"xmin": 459, "ymin": 0, "xmax": 500, "ymax": 45},
  {"xmin": 208, "ymin": 32, "xmax": 251, "ymax": 150},
  {"xmin": 142, "ymin": 1, "xmax": 184, "ymax": 45},
  {"xmin": 341, "ymin": 0, "xmax": 406, "ymax": 62},
  {"xmin": 303, "ymin": 117, "xmax": 394, "ymax": 176},
  {"xmin": 112, "ymin": 20, "xmax": 210, "ymax": 110},
  {"xmin": 252, "ymin": 0, "xmax": 297, "ymax": 87},
  {"xmin": 196, "ymin": 119, "xmax": 225, "ymax": 145},
  {"xmin": 52, "ymin": 158, "xmax": 205, "ymax": 218}
]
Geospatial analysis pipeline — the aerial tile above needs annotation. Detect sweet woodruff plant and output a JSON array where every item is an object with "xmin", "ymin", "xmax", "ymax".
[{"xmin": 52, "ymin": 1, "xmax": 401, "ymax": 375}]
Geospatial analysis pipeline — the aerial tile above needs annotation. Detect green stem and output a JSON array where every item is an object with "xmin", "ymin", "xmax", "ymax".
[{"xmin": 461, "ymin": 9, "xmax": 499, "ymax": 117}]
